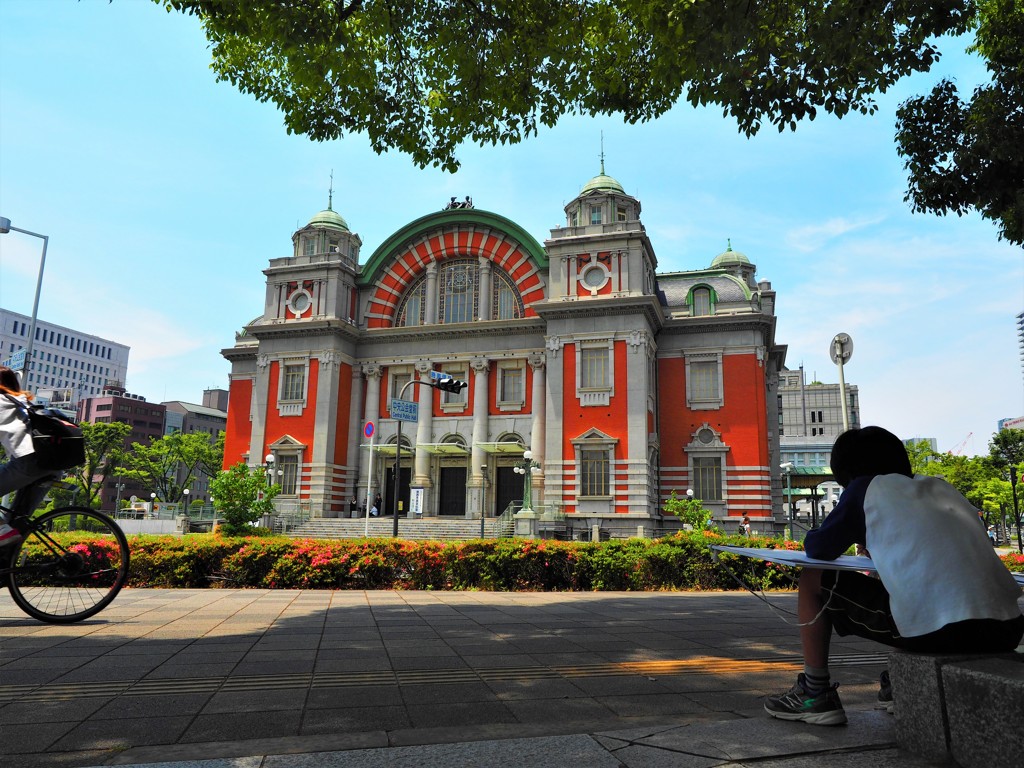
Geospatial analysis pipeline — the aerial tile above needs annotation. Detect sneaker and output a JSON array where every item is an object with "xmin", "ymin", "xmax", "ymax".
[
  {"xmin": 877, "ymin": 670, "xmax": 894, "ymax": 713},
  {"xmin": 0, "ymin": 523, "xmax": 23, "ymax": 548},
  {"xmin": 765, "ymin": 673, "xmax": 848, "ymax": 725}
]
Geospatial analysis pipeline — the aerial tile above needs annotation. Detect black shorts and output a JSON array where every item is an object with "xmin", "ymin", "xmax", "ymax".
[{"xmin": 821, "ymin": 570, "xmax": 1024, "ymax": 653}]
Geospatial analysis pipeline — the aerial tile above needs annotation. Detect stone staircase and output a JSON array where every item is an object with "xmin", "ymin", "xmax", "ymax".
[{"xmin": 286, "ymin": 515, "xmax": 514, "ymax": 541}]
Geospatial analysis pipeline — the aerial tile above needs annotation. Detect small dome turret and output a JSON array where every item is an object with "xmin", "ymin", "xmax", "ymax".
[
  {"xmin": 308, "ymin": 207, "xmax": 349, "ymax": 232},
  {"xmin": 580, "ymin": 172, "xmax": 625, "ymax": 195},
  {"xmin": 711, "ymin": 240, "xmax": 751, "ymax": 268}
]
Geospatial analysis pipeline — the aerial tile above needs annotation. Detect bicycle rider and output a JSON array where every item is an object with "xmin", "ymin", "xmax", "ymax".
[{"xmin": 0, "ymin": 365, "xmax": 56, "ymax": 546}]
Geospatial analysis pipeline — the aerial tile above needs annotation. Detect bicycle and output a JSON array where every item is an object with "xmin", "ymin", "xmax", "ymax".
[{"xmin": 1, "ymin": 483, "xmax": 130, "ymax": 623}]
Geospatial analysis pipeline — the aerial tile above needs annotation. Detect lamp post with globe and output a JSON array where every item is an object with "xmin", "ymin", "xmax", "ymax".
[{"xmin": 513, "ymin": 450, "xmax": 542, "ymax": 513}]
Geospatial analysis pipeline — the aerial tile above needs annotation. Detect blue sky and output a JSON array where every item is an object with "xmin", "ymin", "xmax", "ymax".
[{"xmin": 1, "ymin": 0, "xmax": 1021, "ymax": 456}]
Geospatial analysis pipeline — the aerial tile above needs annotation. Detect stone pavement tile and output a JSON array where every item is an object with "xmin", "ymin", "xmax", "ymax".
[
  {"xmin": 729, "ymin": 747, "xmax": 939, "ymax": 767},
  {"xmin": 502, "ymin": 696, "xmax": 617, "ymax": 724},
  {"xmin": 50, "ymin": 662, "xmax": 165, "ymax": 683},
  {"xmin": 685, "ymin": 689, "xmax": 775, "ymax": 712},
  {"xmin": 611, "ymin": 744, "xmax": 724, "ymax": 768},
  {"xmin": 616, "ymin": 710, "xmax": 895, "ymax": 761},
  {"xmin": 398, "ymin": 681, "xmax": 498, "ymax": 705},
  {"xmin": 312, "ymin": 657, "xmax": 392, "ymax": 673},
  {"xmin": 92, "ymin": 693, "xmax": 214, "ymax": 720},
  {"xmin": 405, "ymin": 700, "xmax": 518, "ymax": 729},
  {"xmin": 180, "ymin": 710, "xmax": 303, "ymax": 744},
  {"xmin": 240, "ymin": 648, "xmax": 317, "ymax": 664},
  {"xmin": 458, "ymin": 651, "xmax": 535, "ymax": 667},
  {"xmin": 306, "ymin": 684, "xmax": 404, "ymax": 710},
  {"xmin": 0, "ymin": 696, "xmax": 111, "ymax": 725},
  {"xmin": 202, "ymin": 689, "xmax": 309, "ymax": 715},
  {"xmin": 230, "ymin": 659, "xmax": 315, "ymax": 676},
  {"xmin": 109, "ymin": 733, "xmax": 389, "ymax": 766},
  {"xmin": 0, "ymin": 667, "xmax": 67, "ymax": 685},
  {"xmin": 261, "ymin": 734, "xmax": 623, "ymax": 768},
  {"xmin": 49, "ymin": 714, "xmax": 194, "ymax": 753},
  {"xmin": 390, "ymin": 654, "xmax": 468, "ymax": 671},
  {"xmin": 596, "ymin": 693, "xmax": 717, "ymax": 717},
  {"xmin": 0, "ymin": 654, "xmax": 97, "ymax": 671},
  {"xmin": 300, "ymin": 704, "xmax": 412, "ymax": 734},
  {"xmin": 485, "ymin": 677, "xmax": 590, "ymax": 701},
  {"xmin": 0, "ymin": 718, "xmax": 79, "ymax": 754},
  {"xmin": 95, "ymin": 759, "xmax": 264, "ymax": 768},
  {"xmin": 144, "ymin": 662, "xmax": 239, "ymax": 679},
  {"xmin": 565, "ymin": 674, "xmax": 675, "ymax": 697}
]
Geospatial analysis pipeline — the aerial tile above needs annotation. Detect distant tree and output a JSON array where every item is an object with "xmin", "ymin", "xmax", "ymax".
[
  {"xmin": 56, "ymin": 422, "xmax": 132, "ymax": 510},
  {"xmin": 160, "ymin": 0, "xmax": 972, "ymax": 172},
  {"xmin": 209, "ymin": 462, "xmax": 279, "ymax": 535},
  {"xmin": 117, "ymin": 432, "xmax": 222, "ymax": 503},
  {"xmin": 896, "ymin": 0, "xmax": 1024, "ymax": 245},
  {"xmin": 905, "ymin": 439, "xmax": 939, "ymax": 475},
  {"xmin": 987, "ymin": 428, "xmax": 1024, "ymax": 551}
]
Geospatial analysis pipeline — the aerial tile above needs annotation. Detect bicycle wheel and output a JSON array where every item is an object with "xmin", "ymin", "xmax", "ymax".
[{"xmin": 7, "ymin": 506, "xmax": 130, "ymax": 623}]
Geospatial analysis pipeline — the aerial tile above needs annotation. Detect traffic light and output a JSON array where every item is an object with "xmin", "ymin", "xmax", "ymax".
[{"xmin": 434, "ymin": 376, "xmax": 467, "ymax": 393}]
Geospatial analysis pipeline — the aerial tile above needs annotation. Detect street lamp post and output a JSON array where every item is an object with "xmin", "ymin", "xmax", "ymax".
[
  {"xmin": 149, "ymin": 492, "xmax": 157, "ymax": 518},
  {"xmin": 781, "ymin": 462, "xmax": 794, "ymax": 539},
  {"xmin": 264, "ymin": 453, "xmax": 275, "ymax": 487},
  {"xmin": 114, "ymin": 482, "xmax": 125, "ymax": 516},
  {"xmin": 0, "ymin": 217, "xmax": 49, "ymax": 388},
  {"xmin": 182, "ymin": 487, "xmax": 190, "ymax": 515},
  {"xmin": 513, "ymin": 450, "xmax": 542, "ymax": 513}
]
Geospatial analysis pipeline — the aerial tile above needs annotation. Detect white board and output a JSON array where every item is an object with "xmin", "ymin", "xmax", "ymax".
[{"xmin": 710, "ymin": 544, "xmax": 1024, "ymax": 586}]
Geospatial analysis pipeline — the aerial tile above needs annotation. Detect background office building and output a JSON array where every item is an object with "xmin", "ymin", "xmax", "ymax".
[
  {"xmin": 163, "ymin": 389, "xmax": 229, "ymax": 503},
  {"xmin": 778, "ymin": 366, "xmax": 861, "ymax": 514},
  {"xmin": 0, "ymin": 308, "xmax": 129, "ymax": 408},
  {"xmin": 222, "ymin": 170, "xmax": 788, "ymax": 535}
]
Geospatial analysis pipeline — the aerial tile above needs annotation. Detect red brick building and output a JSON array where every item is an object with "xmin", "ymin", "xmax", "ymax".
[{"xmin": 222, "ymin": 171, "xmax": 787, "ymax": 534}]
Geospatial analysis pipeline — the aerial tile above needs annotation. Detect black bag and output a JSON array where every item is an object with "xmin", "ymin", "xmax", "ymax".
[{"xmin": 4, "ymin": 394, "xmax": 86, "ymax": 470}]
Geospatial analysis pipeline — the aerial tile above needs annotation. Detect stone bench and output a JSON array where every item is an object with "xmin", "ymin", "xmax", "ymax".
[{"xmin": 889, "ymin": 650, "xmax": 1024, "ymax": 767}]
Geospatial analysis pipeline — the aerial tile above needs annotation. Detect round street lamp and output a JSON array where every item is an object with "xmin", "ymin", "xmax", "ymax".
[
  {"xmin": 182, "ymin": 487, "xmax": 190, "ymax": 514},
  {"xmin": 514, "ymin": 449, "xmax": 542, "ymax": 513}
]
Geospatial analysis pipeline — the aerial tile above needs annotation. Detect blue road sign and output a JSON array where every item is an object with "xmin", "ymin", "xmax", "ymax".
[{"xmin": 390, "ymin": 398, "xmax": 419, "ymax": 423}]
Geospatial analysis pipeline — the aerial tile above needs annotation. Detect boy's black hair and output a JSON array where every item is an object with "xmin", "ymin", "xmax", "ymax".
[{"xmin": 829, "ymin": 426, "xmax": 913, "ymax": 488}]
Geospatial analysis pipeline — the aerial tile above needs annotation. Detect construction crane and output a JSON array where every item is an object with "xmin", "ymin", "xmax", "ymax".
[{"xmin": 948, "ymin": 432, "xmax": 973, "ymax": 455}]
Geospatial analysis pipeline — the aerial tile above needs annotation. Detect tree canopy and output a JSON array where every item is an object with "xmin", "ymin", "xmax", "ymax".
[
  {"xmin": 161, "ymin": 0, "xmax": 972, "ymax": 172},
  {"xmin": 895, "ymin": 0, "xmax": 1024, "ymax": 245}
]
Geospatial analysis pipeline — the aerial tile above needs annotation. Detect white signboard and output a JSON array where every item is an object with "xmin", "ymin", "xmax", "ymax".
[{"xmin": 410, "ymin": 487, "xmax": 424, "ymax": 516}]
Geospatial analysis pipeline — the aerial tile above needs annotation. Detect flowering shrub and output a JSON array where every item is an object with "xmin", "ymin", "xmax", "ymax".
[
  {"xmin": 114, "ymin": 531, "xmax": 807, "ymax": 591},
  {"xmin": 1002, "ymin": 552, "xmax": 1024, "ymax": 572}
]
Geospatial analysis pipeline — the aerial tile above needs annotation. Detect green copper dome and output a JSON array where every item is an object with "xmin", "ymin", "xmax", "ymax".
[
  {"xmin": 580, "ymin": 173, "xmax": 625, "ymax": 195},
  {"xmin": 308, "ymin": 207, "xmax": 349, "ymax": 231},
  {"xmin": 711, "ymin": 240, "xmax": 750, "ymax": 268}
]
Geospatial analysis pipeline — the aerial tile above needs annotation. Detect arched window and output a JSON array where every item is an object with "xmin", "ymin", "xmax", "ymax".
[
  {"xmin": 396, "ymin": 259, "xmax": 524, "ymax": 326},
  {"xmin": 691, "ymin": 286, "xmax": 713, "ymax": 316}
]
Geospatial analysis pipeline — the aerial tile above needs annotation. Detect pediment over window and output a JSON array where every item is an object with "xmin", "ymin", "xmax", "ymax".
[
  {"xmin": 268, "ymin": 435, "xmax": 306, "ymax": 451},
  {"xmin": 571, "ymin": 428, "xmax": 618, "ymax": 447}
]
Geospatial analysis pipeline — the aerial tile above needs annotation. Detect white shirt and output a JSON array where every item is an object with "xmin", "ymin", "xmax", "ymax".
[
  {"xmin": 865, "ymin": 474, "xmax": 1022, "ymax": 637},
  {"xmin": 0, "ymin": 393, "xmax": 34, "ymax": 459}
]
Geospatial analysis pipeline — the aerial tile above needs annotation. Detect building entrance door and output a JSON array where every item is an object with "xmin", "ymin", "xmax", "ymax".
[
  {"xmin": 383, "ymin": 466, "xmax": 411, "ymax": 517},
  {"xmin": 438, "ymin": 466, "xmax": 466, "ymax": 516},
  {"xmin": 495, "ymin": 466, "xmax": 519, "ymax": 517}
]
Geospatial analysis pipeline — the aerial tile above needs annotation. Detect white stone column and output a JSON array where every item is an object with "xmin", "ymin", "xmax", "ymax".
[
  {"xmin": 361, "ymin": 365, "xmax": 382, "ymax": 506},
  {"xmin": 250, "ymin": 353, "xmax": 272, "ymax": 467},
  {"xmin": 413, "ymin": 361, "xmax": 434, "ymax": 511},
  {"xmin": 345, "ymin": 360, "xmax": 364, "ymax": 511},
  {"xmin": 424, "ymin": 261, "xmax": 439, "ymax": 324},
  {"xmin": 469, "ymin": 358, "xmax": 490, "ymax": 518},
  {"xmin": 477, "ymin": 257, "xmax": 492, "ymax": 320},
  {"xmin": 528, "ymin": 353, "xmax": 547, "ymax": 510}
]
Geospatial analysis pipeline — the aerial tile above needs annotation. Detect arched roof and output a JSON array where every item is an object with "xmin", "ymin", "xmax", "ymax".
[
  {"xmin": 307, "ymin": 207, "xmax": 349, "ymax": 231},
  {"xmin": 359, "ymin": 208, "xmax": 547, "ymax": 286},
  {"xmin": 580, "ymin": 172, "xmax": 625, "ymax": 195}
]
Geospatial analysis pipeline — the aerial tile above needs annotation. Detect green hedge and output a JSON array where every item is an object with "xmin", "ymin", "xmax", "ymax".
[
  {"xmin": 26, "ymin": 531, "xmax": 1020, "ymax": 591},
  {"xmin": 119, "ymin": 531, "xmax": 813, "ymax": 591}
]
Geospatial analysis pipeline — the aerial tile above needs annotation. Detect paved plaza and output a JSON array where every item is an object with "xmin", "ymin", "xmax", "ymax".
[{"xmin": 1, "ymin": 588, "xmax": 933, "ymax": 767}]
